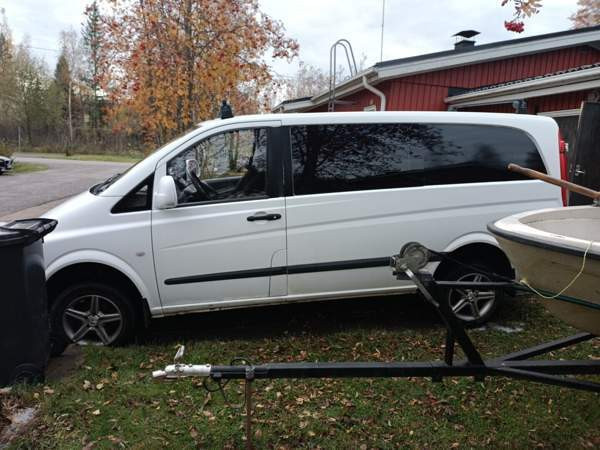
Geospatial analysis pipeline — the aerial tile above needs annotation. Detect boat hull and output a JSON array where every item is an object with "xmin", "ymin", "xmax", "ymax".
[
  {"xmin": 489, "ymin": 206, "xmax": 600, "ymax": 335},
  {"xmin": 494, "ymin": 235, "xmax": 600, "ymax": 335}
]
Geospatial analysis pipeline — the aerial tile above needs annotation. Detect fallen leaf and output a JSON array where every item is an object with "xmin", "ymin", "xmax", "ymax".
[
  {"xmin": 91, "ymin": 409, "xmax": 101, "ymax": 416},
  {"xmin": 96, "ymin": 383, "xmax": 104, "ymax": 390}
]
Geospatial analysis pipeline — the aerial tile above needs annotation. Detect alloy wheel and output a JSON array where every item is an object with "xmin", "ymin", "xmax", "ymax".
[
  {"xmin": 62, "ymin": 294, "xmax": 124, "ymax": 345},
  {"xmin": 447, "ymin": 272, "xmax": 496, "ymax": 322}
]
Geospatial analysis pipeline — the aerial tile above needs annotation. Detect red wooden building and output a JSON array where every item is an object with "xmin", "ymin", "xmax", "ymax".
[{"xmin": 274, "ymin": 25, "xmax": 600, "ymax": 150}]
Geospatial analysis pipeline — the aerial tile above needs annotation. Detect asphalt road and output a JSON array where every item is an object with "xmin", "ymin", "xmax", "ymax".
[{"xmin": 0, "ymin": 155, "xmax": 133, "ymax": 219}]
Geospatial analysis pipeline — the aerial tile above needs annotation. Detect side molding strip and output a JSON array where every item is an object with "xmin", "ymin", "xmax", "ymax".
[{"xmin": 164, "ymin": 257, "xmax": 395, "ymax": 286}]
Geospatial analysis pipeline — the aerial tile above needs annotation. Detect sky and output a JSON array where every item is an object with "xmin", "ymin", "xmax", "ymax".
[{"xmin": 1, "ymin": 0, "xmax": 581, "ymax": 77}]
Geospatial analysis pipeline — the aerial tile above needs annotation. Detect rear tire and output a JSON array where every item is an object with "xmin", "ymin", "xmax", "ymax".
[
  {"xmin": 50, "ymin": 283, "xmax": 137, "ymax": 352},
  {"xmin": 437, "ymin": 260, "xmax": 503, "ymax": 327}
]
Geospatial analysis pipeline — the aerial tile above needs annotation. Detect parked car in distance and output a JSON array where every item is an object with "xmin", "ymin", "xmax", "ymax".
[
  {"xmin": 0, "ymin": 155, "xmax": 14, "ymax": 174},
  {"xmin": 42, "ymin": 112, "xmax": 563, "ymax": 354}
]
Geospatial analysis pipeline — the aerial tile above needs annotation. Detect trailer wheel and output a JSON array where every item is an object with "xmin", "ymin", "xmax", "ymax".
[{"xmin": 439, "ymin": 263, "xmax": 502, "ymax": 326}]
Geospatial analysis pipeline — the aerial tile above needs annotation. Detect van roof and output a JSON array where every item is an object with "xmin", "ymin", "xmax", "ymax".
[{"xmin": 200, "ymin": 111, "xmax": 555, "ymax": 128}]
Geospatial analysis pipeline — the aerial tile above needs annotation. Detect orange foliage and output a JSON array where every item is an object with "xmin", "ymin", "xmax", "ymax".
[{"xmin": 97, "ymin": 0, "xmax": 298, "ymax": 146}]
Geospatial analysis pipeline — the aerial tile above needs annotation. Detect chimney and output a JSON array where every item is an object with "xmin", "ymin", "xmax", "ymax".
[
  {"xmin": 452, "ymin": 30, "xmax": 480, "ymax": 51},
  {"xmin": 455, "ymin": 39, "xmax": 476, "ymax": 50}
]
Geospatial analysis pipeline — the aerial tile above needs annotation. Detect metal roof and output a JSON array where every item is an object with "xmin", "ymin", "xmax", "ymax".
[
  {"xmin": 375, "ymin": 25, "xmax": 600, "ymax": 69},
  {"xmin": 460, "ymin": 62, "xmax": 600, "ymax": 95}
]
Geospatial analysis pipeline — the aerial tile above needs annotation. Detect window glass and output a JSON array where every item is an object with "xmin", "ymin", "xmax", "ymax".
[
  {"xmin": 290, "ymin": 124, "xmax": 422, "ymax": 195},
  {"xmin": 421, "ymin": 124, "xmax": 546, "ymax": 185},
  {"xmin": 167, "ymin": 128, "xmax": 267, "ymax": 205},
  {"xmin": 111, "ymin": 175, "xmax": 153, "ymax": 213},
  {"xmin": 290, "ymin": 123, "xmax": 546, "ymax": 195}
]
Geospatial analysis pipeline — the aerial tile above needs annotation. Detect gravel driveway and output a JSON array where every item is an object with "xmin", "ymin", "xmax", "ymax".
[{"xmin": 0, "ymin": 155, "xmax": 133, "ymax": 219}]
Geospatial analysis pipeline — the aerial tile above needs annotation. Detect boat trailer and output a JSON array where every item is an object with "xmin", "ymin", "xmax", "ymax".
[{"xmin": 153, "ymin": 243, "xmax": 599, "ymax": 447}]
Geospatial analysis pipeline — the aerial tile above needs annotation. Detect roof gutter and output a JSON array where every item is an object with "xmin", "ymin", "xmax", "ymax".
[{"xmin": 362, "ymin": 75, "xmax": 386, "ymax": 111}]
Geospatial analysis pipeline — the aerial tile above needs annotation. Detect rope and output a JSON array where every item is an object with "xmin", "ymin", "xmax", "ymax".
[{"xmin": 520, "ymin": 240, "xmax": 594, "ymax": 300}]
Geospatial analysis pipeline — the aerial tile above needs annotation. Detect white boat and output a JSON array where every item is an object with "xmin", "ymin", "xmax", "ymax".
[
  {"xmin": 488, "ymin": 164, "xmax": 600, "ymax": 335},
  {"xmin": 489, "ymin": 205, "xmax": 600, "ymax": 335}
]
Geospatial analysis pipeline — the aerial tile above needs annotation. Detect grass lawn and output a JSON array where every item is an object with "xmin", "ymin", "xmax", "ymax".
[
  {"xmin": 7, "ymin": 162, "xmax": 48, "ymax": 174},
  {"xmin": 3, "ymin": 296, "xmax": 599, "ymax": 448},
  {"xmin": 17, "ymin": 152, "xmax": 143, "ymax": 164}
]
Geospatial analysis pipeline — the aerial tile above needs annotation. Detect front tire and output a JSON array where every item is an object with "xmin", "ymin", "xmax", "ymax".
[
  {"xmin": 438, "ymin": 262, "xmax": 503, "ymax": 327},
  {"xmin": 50, "ymin": 283, "xmax": 137, "ymax": 353}
]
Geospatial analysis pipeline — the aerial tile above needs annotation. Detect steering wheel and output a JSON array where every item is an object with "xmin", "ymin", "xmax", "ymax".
[{"xmin": 189, "ymin": 172, "xmax": 218, "ymax": 200}]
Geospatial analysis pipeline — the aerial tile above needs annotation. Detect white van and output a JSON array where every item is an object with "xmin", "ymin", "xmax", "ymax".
[{"xmin": 42, "ymin": 112, "xmax": 562, "ymax": 353}]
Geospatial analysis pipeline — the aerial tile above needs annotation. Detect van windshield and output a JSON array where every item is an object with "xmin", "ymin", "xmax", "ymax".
[
  {"xmin": 90, "ymin": 161, "xmax": 141, "ymax": 195},
  {"xmin": 89, "ymin": 123, "xmax": 205, "ymax": 195}
]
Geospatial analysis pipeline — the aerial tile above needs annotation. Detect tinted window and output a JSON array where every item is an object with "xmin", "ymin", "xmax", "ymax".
[
  {"xmin": 167, "ymin": 128, "xmax": 267, "ymax": 205},
  {"xmin": 112, "ymin": 175, "xmax": 153, "ymax": 213},
  {"xmin": 290, "ymin": 123, "xmax": 546, "ymax": 195},
  {"xmin": 421, "ymin": 124, "xmax": 546, "ymax": 185},
  {"xmin": 291, "ymin": 124, "xmax": 421, "ymax": 195}
]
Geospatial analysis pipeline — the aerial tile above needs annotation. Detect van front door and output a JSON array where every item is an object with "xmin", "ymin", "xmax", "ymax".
[{"xmin": 152, "ymin": 125, "xmax": 287, "ymax": 314}]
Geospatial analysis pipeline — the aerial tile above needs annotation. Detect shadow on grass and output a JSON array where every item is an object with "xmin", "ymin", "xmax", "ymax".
[{"xmin": 141, "ymin": 292, "xmax": 527, "ymax": 345}]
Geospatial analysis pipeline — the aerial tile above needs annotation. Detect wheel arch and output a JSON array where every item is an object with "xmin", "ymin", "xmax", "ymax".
[
  {"xmin": 46, "ymin": 261, "xmax": 151, "ymax": 327},
  {"xmin": 435, "ymin": 233, "xmax": 514, "ymax": 279}
]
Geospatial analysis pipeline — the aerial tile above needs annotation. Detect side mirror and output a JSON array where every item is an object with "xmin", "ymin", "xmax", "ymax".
[{"xmin": 154, "ymin": 175, "xmax": 178, "ymax": 210}]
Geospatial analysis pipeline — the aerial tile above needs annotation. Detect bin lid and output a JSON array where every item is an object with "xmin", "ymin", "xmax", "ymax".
[{"xmin": 0, "ymin": 218, "xmax": 58, "ymax": 248}]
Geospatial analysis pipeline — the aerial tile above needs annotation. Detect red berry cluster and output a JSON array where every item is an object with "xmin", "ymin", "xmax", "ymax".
[{"xmin": 504, "ymin": 20, "xmax": 525, "ymax": 33}]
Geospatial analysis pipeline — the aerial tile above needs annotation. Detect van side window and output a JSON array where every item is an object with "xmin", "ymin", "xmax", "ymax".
[
  {"xmin": 421, "ymin": 124, "xmax": 546, "ymax": 185},
  {"xmin": 290, "ymin": 123, "xmax": 546, "ymax": 195},
  {"xmin": 290, "ymin": 124, "xmax": 422, "ymax": 195},
  {"xmin": 111, "ymin": 175, "xmax": 154, "ymax": 214},
  {"xmin": 167, "ymin": 128, "xmax": 268, "ymax": 205}
]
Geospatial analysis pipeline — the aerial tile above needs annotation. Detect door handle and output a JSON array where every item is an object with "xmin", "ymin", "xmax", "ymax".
[
  {"xmin": 574, "ymin": 164, "xmax": 585, "ymax": 176},
  {"xmin": 247, "ymin": 213, "xmax": 282, "ymax": 222}
]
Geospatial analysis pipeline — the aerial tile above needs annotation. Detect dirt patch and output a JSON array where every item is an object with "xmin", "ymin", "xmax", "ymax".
[{"xmin": 46, "ymin": 345, "xmax": 84, "ymax": 382}]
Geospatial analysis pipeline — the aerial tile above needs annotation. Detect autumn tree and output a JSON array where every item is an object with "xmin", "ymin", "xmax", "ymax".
[
  {"xmin": 97, "ymin": 0, "xmax": 298, "ymax": 147},
  {"xmin": 570, "ymin": 0, "xmax": 600, "ymax": 28}
]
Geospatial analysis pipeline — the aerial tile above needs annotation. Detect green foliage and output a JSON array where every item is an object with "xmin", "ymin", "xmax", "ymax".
[
  {"xmin": 11, "ymin": 161, "xmax": 48, "ymax": 174},
  {"xmin": 82, "ymin": 0, "xmax": 103, "ymax": 128},
  {"xmin": 54, "ymin": 52, "xmax": 71, "ymax": 95}
]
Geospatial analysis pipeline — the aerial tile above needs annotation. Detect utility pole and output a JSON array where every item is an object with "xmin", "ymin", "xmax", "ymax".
[{"xmin": 380, "ymin": 0, "xmax": 385, "ymax": 61}]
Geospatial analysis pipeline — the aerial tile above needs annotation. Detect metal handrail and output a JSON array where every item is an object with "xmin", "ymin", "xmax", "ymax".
[{"xmin": 328, "ymin": 39, "xmax": 358, "ymax": 112}]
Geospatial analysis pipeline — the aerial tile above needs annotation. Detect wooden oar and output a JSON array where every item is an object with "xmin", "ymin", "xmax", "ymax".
[{"xmin": 508, "ymin": 163, "xmax": 600, "ymax": 201}]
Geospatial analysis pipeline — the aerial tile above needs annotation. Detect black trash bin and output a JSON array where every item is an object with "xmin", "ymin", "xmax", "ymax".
[{"xmin": 0, "ymin": 218, "xmax": 57, "ymax": 386}]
